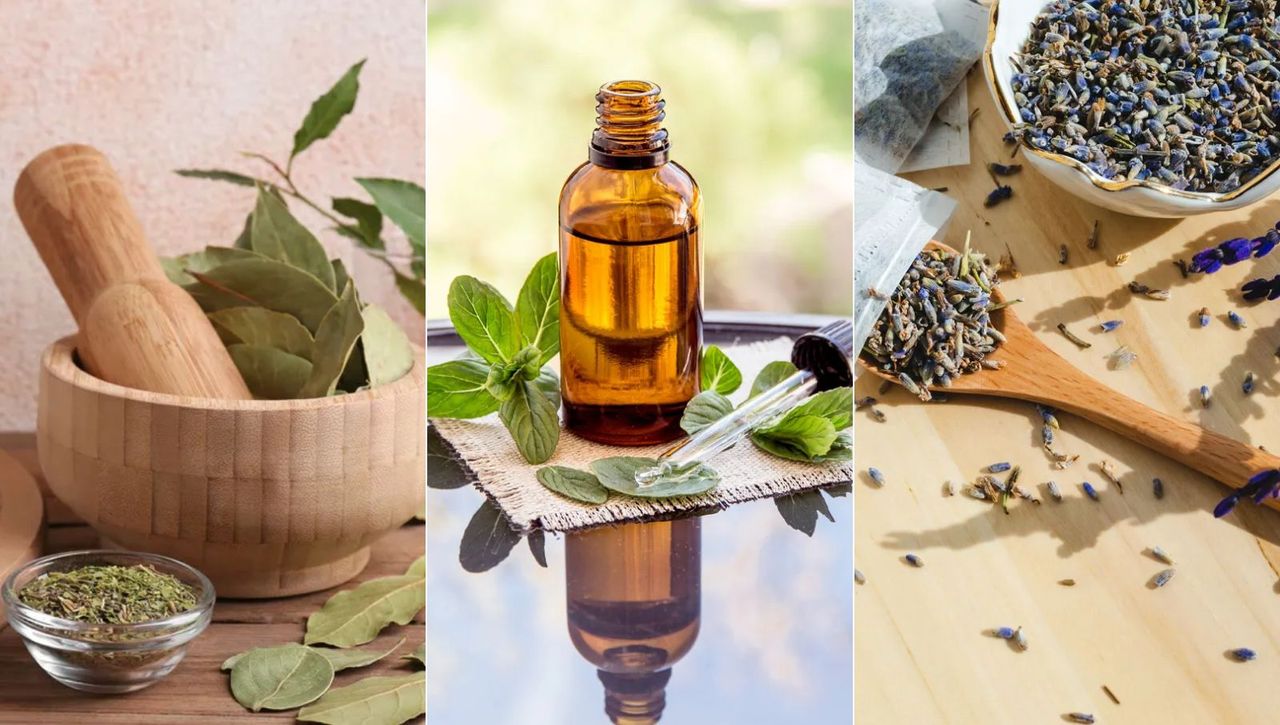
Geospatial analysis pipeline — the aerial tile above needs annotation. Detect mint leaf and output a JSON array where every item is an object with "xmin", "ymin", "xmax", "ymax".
[
  {"xmin": 752, "ymin": 414, "xmax": 837, "ymax": 461},
  {"xmin": 356, "ymin": 178, "xmax": 424, "ymax": 253},
  {"xmin": 332, "ymin": 197, "xmax": 384, "ymax": 250},
  {"xmin": 292, "ymin": 59, "xmax": 365, "ymax": 159},
  {"xmin": 680, "ymin": 391, "xmax": 733, "ymax": 435},
  {"xmin": 484, "ymin": 365, "xmax": 518, "ymax": 402},
  {"xmin": 515, "ymin": 253, "xmax": 559, "ymax": 365},
  {"xmin": 701, "ymin": 346, "xmax": 742, "ymax": 395},
  {"xmin": 175, "ymin": 168, "xmax": 256, "ymax": 187},
  {"xmin": 750, "ymin": 360, "xmax": 798, "ymax": 398},
  {"xmin": 534, "ymin": 366, "xmax": 561, "ymax": 411},
  {"xmin": 590, "ymin": 457, "xmax": 720, "ymax": 498},
  {"xmin": 447, "ymin": 276, "xmax": 518, "ymax": 364},
  {"xmin": 786, "ymin": 387, "xmax": 853, "ymax": 430},
  {"xmin": 499, "ymin": 380, "xmax": 560, "ymax": 464},
  {"xmin": 537, "ymin": 466, "xmax": 608, "ymax": 504},
  {"xmin": 250, "ymin": 185, "xmax": 336, "ymax": 290},
  {"xmin": 813, "ymin": 430, "xmax": 852, "ymax": 463},
  {"xmin": 427, "ymin": 360, "xmax": 499, "ymax": 419}
]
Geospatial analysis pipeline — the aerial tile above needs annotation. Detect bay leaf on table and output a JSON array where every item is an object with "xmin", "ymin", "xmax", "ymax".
[
  {"xmin": 537, "ymin": 465, "xmax": 609, "ymax": 504},
  {"xmin": 360, "ymin": 303, "xmax": 415, "ymax": 387},
  {"xmin": 404, "ymin": 644, "xmax": 425, "ymax": 667},
  {"xmin": 249, "ymin": 185, "xmax": 337, "ymax": 290},
  {"xmin": 297, "ymin": 672, "xmax": 425, "ymax": 725},
  {"xmin": 209, "ymin": 306, "xmax": 315, "ymax": 360},
  {"xmin": 191, "ymin": 257, "xmax": 339, "ymax": 332},
  {"xmin": 304, "ymin": 575, "xmax": 424, "ymax": 648},
  {"xmin": 312, "ymin": 637, "xmax": 404, "ymax": 672},
  {"xmin": 590, "ymin": 456, "xmax": 721, "ymax": 499},
  {"xmin": 298, "ymin": 283, "xmax": 364, "ymax": 399},
  {"xmin": 161, "ymin": 245, "xmax": 264, "ymax": 286},
  {"xmin": 229, "ymin": 643, "xmax": 334, "ymax": 712},
  {"xmin": 405, "ymin": 555, "xmax": 425, "ymax": 578},
  {"xmin": 228, "ymin": 344, "xmax": 313, "ymax": 400}
]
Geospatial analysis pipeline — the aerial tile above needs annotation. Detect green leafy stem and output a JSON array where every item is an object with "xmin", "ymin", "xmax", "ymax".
[{"xmin": 174, "ymin": 59, "xmax": 426, "ymax": 315}]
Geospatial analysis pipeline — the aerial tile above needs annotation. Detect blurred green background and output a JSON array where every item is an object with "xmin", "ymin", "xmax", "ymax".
[{"xmin": 427, "ymin": 0, "xmax": 852, "ymax": 318}]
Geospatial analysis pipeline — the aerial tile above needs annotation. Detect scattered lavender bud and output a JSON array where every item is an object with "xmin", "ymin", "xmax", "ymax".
[
  {"xmin": 995, "ymin": 626, "xmax": 1015, "ymax": 639},
  {"xmin": 1047, "ymin": 480, "xmax": 1062, "ymax": 502},
  {"xmin": 1198, "ymin": 307, "xmax": 1211, "ymax": 327},
  {"xmin": 1153, "ymin": 478, "xmax": 1165, "ymax": 499},
  {"xmin": 867, "ymin": 467, "xmax": 886, "ymax": 487},
  {"xmin": 1152, "ymin": 568, "xmax": 1176, "ymax": 588},
  {"xmin": 1151, "ymin": 546, "xmax": 1175, "ymax": 565},
  {"xmin": 987, "ymin": 462, "xmax": 1012, "ymax": 473},
  {"xmin": 1230, "ymin": 648, "xmax": 1257, "ymax": 662},
  {"xmin": 1058, "ymin": 579, "xmax": 1076, "ymax": 586},
  {"xmin": 989, "ymin": 162, "xmax": 1022, "ymax": 176},
  {"xmin": 854, "ymin": 569, "xmax": 865, "ymax": 585},
  {"xmin": 1042, "ymin": 424, "xmax": 1055, "ymax": 447},
  {"xmin": 945, "ymin": 480, "xmax": 958, "ymax": 497},
  {"xmin": 1059, "ymin": 244, "xmax": 1069, "ymax": 265},
  {"xmin": 1036, "ymin": 404, "xmax": 1060, "ymax": 429},
  {"xmin": 985, "ymin": 185, "xmax": 1013, "ymax": 208},
  {"xmin": 1087, "ymin": 220, "xmax": 1099, "ymax": 250},
  {"xmin": 1066, "ymin": 714, "xmax": 1096, "ymax": 724},
  {"xmin": 1229, "ymin": 310, "xmax": 1247, "ymax": 329},
  {"xmin": 905, "ymin": 553, "xmax": 923, "ymax": 568},
  {"xmin": 1083, "ymin": 482, "xmax": 1100, "ymax": 501},
  {"xmin": 1099, "ymin": 320, "xmax": 1123, "ymax": 332},
  {"xmin": 1244, "ymin": 371, "xmax": 1256, "ymax": 395},
  {"xmin": 1013, "ymin": 627, "xmax": 1028, "ymax": 651},
  {"xmin": 1200, "ymin": 385, "xmax": 1212, "ymax": 408}
]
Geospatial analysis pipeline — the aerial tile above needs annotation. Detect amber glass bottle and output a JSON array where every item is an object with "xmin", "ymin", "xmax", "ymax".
[
  {"xmin": 566, "ymin": 518, "xmax": 701, "ymax": 725},
  {"xmin": 558, "ymin": 80, "xmax": 703, "ymax": 446}
]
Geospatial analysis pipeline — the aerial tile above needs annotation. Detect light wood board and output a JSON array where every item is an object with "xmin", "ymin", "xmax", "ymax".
[
  {"xmin": 857, "ymin": 69, "xmax": 1280, "ymax": 725},
  {"xmin": 0, "ymin": 449, "xmax": 43, "ymax": 630}
]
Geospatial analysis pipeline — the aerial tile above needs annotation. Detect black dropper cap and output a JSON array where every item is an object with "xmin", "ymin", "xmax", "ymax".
[{"xmin": 790, "ymin": 319, "xmax": 853, "ymax": 391}]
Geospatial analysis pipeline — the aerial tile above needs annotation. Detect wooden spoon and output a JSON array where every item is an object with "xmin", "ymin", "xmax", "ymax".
[{"xmin": 861, "ymin": 242, "xmax": 1280, "ymax": 510}]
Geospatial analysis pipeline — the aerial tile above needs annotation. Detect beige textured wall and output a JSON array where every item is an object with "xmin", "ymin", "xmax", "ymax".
[{"xmin": 0, "ymin": 0, "xmax": 425, "ymax": 431}]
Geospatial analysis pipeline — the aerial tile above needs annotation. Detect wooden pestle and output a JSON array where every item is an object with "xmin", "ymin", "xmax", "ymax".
[{"xmin": 14, "ymin": 144, "xmax": 251, "ymax": 399}]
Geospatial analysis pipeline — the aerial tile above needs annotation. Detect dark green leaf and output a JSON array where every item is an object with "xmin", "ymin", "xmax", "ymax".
[
  {"xmin": 499, "ymin": 379, "xmax": 560, "ymax": 464},
  {"xmin": 394, "ymin": 273, "xmax": 425, "ymax": 316},
  {"xmin": 233, "ymin": 211, "xmax": 254, "ymax": 249},
  {"xmin": 534, "ymin": 366, "xmax": 561, "ymax": 411},
  {"xmin": 356, "ymin": 178, "xmax": 424, "ymax": 252},
  {"xmin": 774, "ymin": 490, "xmax": 834, "ymax": 537},
  {"xmin": 447, "ymin": 276, "xmax": 518, "ymax": 365},
  {"xmin": 208, "ymin": 306, "xmax": 314, "ymax": 359},
  {"xmin": 299, "ymin": 283, "xmax": 364, "ymax": 398},
  {"xmin": 228, "ymin": 344, "xmax": 313, "ymax": 399},
  {"xmin": 515, "ymin": 253, "xmax": 559, "ymax": 365},
  {"xmin": 191, "ymin": 257, "xmax": 338, "ymax": 332},
  {"xmin": 680, "ymin": 391, "xmax": 734, "ymax": 435},
  {"xmin": 459, "ymin": 499, "xmax": 521, "ymax": 573},
  {"xmin": 175, "ymin": 168, "xmax": 256, "ymax": 187},
  {"xmin": 332, "ymin": 259, "xmax": 351, "ymax": 295},
  {"xmin": 527, "ymin": 530, "xmax": 548, "ymax": 568},
  {"xmin": 754, "ymin": 414, "xmax": 837, "ymax": 459},
  {"xmin": 813, "ymin": 430, "xmax": 852, "ymax": 463},
  {"xmin": 161, "ymin": 245, "xmax": 264, "ymax": 286},
  {"xmin": 590, "ymin": 457, "xmax": 720, "ymax": 498},
  {"xmin": 332, "ymin": 196, "xmax": 384, "ymax": 250},
  {"xmin": 250, "ymin": 185, "xmax": 336, "ymax": 290},
  {"xmin": 701, "ymin": 346, "xmax": 742, "ymax": 395},
  {"xmin": 483, "ymin": 365, "xmax": 518, "ymax": 402},
  {"xmin": 292, "ymin": 59, "xmax": 365, "ymax": 159},
  {"xmin": 750, "ymin": 360, "xmax": 799, "ymax": 398},
  {"xmin": 537, "ymin": 465, "xmax": 609, "ymax": 504}
]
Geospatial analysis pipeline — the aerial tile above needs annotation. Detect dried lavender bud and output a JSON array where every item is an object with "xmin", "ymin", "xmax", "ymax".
[
  {"xmin": 1150, "ymin": 546, "xmax": 1175, "ymax": 565},
  {"xmin": 1013, "ymin": 627, "xmax": 1027, "ymax": 651},
  {"xmin": 1065, "ymin": 714, "xmax": 1095, "ymax": 724},
  {"xmin": 1108, "ymin": 346, "xmax": 1138, "ymax": 370},
  {"xmin": 1215, "ymin": 470, "xmax": 1280, "ymax": 518},
  {"xmin": 1192, "ymin": 232, "xmax": 1280, "ymax": 274},
  {"xmin": 945, "ymin": 480, "xmax": 958, "ymax": 497},
  {"xmin": 989, "ymin": 163, "xmax": 1022, "ymax": 176},
  {"xmin": 1152, "ymin": 568, "xmax": 1176, "ymax": 588},
  {"xmin": 1046, "ymin": 480, "xmax": 1062, "ymax": 502},
  {"xmin": 1058, "ymin": 244, "xmax": 1069, "ymax": 265},
  {"xmin": 995, "ymin": 626, "xmax": 1015, "ymax": 639},
  {"xmin": 1144, "ymin": 288, "xmax": 1171, "ymax": 301},
  {"xmin": 1087, "ymin": 221, "xmax": 1099, "ymax": 250},
  {"xmin": 1228, "ymin": 310, "xmax": 1247, "ymax": 329},
  {"xmin": 1243, "ymin": 275, "xmax": 1280, "ymax": 302},
  {"xmin": 904, "ymin": 553, "xmax": 923, "ymax": 568},
  {"xmin": 1036, "ymin": 404, "xmax": 1059, "ymax": 429},
  {"xmin": 1058, "ymin": 579, "xmax": 1075, "ymax": 586},
  {"xmin": 1083, "ymin": 481, "xmax": 1100, "ymax": 501},
  {"xmin": 1099, "ymin": 320, "xmax": 1123, "ymax": 332},
  {"xmin": 985, "ymin": 185, "xmax": 1013, "ymax": 208},
  {"xmin": 854, "ymin": 568, "xmax": 865, "ymax": 585},
  {"xmin": 867, "ymin": 467, "xmax": 886, "ymax": 487},
  {"xmin": 1198, "ymin": 307, "xmax": 1211, "ymax": 327},
  {"xmin": 1230, "ymin": 648, "xmax": 1257, "ymax": 662},
  {"xmin": 1200, "ymin": 385, "xmax": 1212, "ymax": 408},
  {"xmin": 1153, "ymin": 478, "xmax": 1165, "ymax": 499},
  {"xmin": 1244, "ymin": 371, "xmax": 1256, "ymax": 395},
  {"xmin": 1042, "ymin": 424, "xmax": 1055, "ymax": 447},
  {"xmin": 987, "ymin": 462, "xmax": 1012, "ymax": 474}
]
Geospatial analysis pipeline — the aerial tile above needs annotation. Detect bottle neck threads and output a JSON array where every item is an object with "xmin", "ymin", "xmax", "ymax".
[{"xmin": 590, "ymin": 80, "xmax": 670, "ymax": 170}]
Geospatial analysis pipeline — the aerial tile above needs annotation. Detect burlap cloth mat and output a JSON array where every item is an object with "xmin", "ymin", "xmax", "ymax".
[{"xmin": 431, "ymin": 337, "xmax": 853, "ymax": 532}]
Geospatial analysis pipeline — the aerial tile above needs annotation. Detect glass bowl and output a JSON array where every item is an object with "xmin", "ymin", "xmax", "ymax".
[{"xmin": 1, "ymin": 549, "xmax": 215, "ymax": 693}]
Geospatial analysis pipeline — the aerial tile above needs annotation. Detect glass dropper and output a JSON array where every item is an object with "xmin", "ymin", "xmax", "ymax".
[{"xmin": 634, "ymin": 318, "xmax": 853, "ymax": 488}]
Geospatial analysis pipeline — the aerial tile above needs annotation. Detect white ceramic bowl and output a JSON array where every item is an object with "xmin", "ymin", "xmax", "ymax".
[{"xmin": 984, "ymin": 0, "xmax": 1280, "ymax": 217}]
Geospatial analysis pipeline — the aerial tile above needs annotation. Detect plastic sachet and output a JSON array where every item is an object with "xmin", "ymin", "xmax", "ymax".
[
  {"xmin": 854, "ymin": 0, "xmax": 988, "ymax": 173},
  {"xmin": 853, "ymin": 161, "xmax": 957, "ymax": 360}
]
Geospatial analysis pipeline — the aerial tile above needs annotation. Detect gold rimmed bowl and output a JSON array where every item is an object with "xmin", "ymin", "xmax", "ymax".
[{"xmin": 984, "ymin": 0, "xmax": 1280, "ymax": 217}]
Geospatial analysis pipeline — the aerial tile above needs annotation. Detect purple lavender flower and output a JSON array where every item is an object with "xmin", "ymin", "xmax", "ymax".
[
  {"xmin": 1243, "ymin": 275, "xmax": 1280, "ymax": 302},
  {"xmin": 1214, "ymin": 470, "xmax": 1280, "ymax": 518},
  {"xmin": 1190, "ymin": 235, "xmax": 1276, "ymax": 274}
]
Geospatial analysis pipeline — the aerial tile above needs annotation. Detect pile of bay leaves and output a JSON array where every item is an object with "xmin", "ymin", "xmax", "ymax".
[
  {"xmin": 221, "ymin": 556, "xmax": 425, "ymax": 723},
  {"xmin": 163, "ymin": 186, "xmax": 415, "ymax": 399}
]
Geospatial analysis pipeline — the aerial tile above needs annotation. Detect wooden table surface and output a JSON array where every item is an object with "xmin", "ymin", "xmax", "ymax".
[
  {"xmin": 856, "ymin": 68, "xmax": 1280, "ymax": 725},
  {"xmin": 0, "ymin": 434, "xmax": 424, "ymax": 724}
]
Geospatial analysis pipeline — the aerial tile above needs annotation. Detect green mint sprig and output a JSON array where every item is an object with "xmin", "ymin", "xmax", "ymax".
[
  {"xmin": 175, "ymin": 59, "xmax": 426, "ymax": 315},
  {"xmin": 426, "ymin": 253, "xmax": 562, "ymax": 464}
]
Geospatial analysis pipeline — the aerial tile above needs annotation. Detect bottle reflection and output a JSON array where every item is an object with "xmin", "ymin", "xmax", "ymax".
[{"xmin": 565, "ymin": 517, "xmax": 701, "ymax": 724}]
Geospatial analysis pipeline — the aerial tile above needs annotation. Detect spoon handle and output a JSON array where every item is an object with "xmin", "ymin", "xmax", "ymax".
[{"xmin": 1027, "ymin": 363, "xmax": 1280, "ymax": 503}]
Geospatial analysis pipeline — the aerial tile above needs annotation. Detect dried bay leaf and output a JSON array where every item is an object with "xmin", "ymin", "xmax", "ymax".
[
  {"xmin": 591, "ymin": 457, "xmax": 720, "ymax": 498},
  {"xmin": 209, "ymin": 306, "xmax": 314, "ymax": 360},
  {"xmin": 394, "ymin": 272, "xmax": 425, "ymax": 316},
  {"xmin": 304, "ymin": 575, "xmax": 424, "ymax": 648},
  {"xmin": 296, "ymin": 672, "xmax": 425, "ymax": 725},
  {"xmin": 537, "ymin": 466, "xmax": 609, "ymax": 504},
  {"xmin": 361, "ymin": 304, "xmax": 414, "ymax": 387},
  {"xmin": 161, "ymin": 245, "xmax": 264, "ymax": 286},
  {"xmin": 405, "ymin": 555, "xmax": 424, "ymax": 578},
  {"xmin": 250, "ymin": 186, "xmax": 336, "ymax": 290},
  {"xmin": 229, "ymin": 643, "xmax": 334, "ymax": 712},
  {"xmin": 191, "ymin": 257, "xmax": 338, "ymax": 332},
  {"xmin": 332, "ymin": 258, "xmax": 352, "ymax": 294},
  {"xmin": 228, "ymin": 344, "xmax": 313, "ymax": 400},
  {"xmin": 355, "ymin": 178, "xmax": 425, "ymax": 252},
  {"xmin": 298, "ymin": 284, "xmax": 364, "ymax": 399},
  {"xmin": 404, "ymin": 644, "xmax": 425, "ymax": 667},
  {"xmin": 312, "ymin": 637, "xmax": 403, "ymax": 672},
  {"xmin": 332, "ymin": 197, "xmax": 384, "ymax": 250},
  {"xmin": 175, "ymin": 168, "xmax": 256, "ymax": 187},
  {"xmin": 292, "ymin": 59, "xmax": 366, "ymax": 160}
]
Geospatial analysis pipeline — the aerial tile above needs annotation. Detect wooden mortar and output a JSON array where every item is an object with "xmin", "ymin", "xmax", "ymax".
[{"xmin": 37, "ymin": 337, "xmax": 425, "ymax": 598}]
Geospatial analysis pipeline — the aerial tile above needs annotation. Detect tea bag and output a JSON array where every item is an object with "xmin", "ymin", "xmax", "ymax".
[
  {"xmin": 855, "ymin": 0, "xmax": 988, "ymax": 173},
  {"xmin": 853, "ymin": 161, "xmax": 956, "ymax": 357}
]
